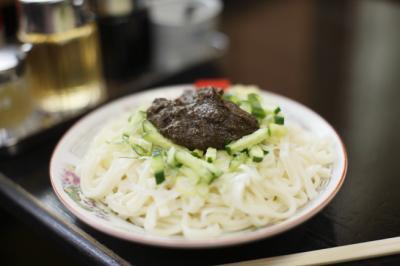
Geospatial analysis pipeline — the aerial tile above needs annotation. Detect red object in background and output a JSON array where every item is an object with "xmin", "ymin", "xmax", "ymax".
[{"xmin": 194, "ymin": 79, "xmax": 231, "ymax": 91}]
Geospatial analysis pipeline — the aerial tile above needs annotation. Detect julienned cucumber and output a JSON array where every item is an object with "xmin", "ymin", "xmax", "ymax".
[
  {"xmin": 239, "ymin": 101, "xmax": 252, "ymax": 114},
  {"xmin": 142, "ymin": 120, "xmax": 175, "ymax": 149},
  {"xmin": 191, "ymin": 149, "xmax": 204, "ymax": 158},
  {"xmin": 205, "ymin": 147, "xmax": 217, "ymax": 163},
  {"xmin": 249, "ymin": 145, "xmax": 264, "ymax": 162},
  {"xmin": 175, "ymin": 150, "xmax": 222, "ymax": 184},
  {"xmin": 141, "ymin": 120, "xmax": 222, "ymax": 184},
  {"xmin": 166, "ymin": 147, "xmax": 181, "ymax": 167},
  {"xmin": 269, "ymin": 124, "xmax": 287, "ymax": 137},
  {"xmin": 129, "ymin": 137, "xmax": 152, "ymax": 156},
  {"xmin": 130, "ymin": 136, "xmax": 152, "ymax": 151},
  {"xmin": 229, "ymin": 152, "xmax": 248, "ymax": 171},
  {"xmin": 129, "ymin": 111, "xmax": 146, "ymax": 134},
  {"xmin": 151, "ymin": 150, "xmax": 165, "ymax": 184},
  {"xmin": 248, "ymin": 93, "xmax": 266, "ymax": 118},
  {"xmin": 226, "ymin": 128, "xmax": 269, "ymax": 153}
]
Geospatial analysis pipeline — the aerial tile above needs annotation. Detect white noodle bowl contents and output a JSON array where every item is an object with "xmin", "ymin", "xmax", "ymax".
[{"xmin": 77, "ymin": 86, "xmax": 336, "ymax": 239}]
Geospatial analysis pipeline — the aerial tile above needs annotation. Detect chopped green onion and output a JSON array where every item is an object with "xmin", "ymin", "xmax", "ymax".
[{"xmin": 274, "ymin": 107, "xmax": 281, "ymax": 114}]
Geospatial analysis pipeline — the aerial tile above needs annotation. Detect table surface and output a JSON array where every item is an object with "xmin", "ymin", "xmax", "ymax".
[{"xmin": 2, "ymin": 1, "xmax": 400, "ymax": 265}]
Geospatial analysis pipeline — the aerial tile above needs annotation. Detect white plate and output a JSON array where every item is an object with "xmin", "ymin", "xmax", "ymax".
[{"xmin": 50, "ymin": 85, "xmax": 347, "ymax": 248}]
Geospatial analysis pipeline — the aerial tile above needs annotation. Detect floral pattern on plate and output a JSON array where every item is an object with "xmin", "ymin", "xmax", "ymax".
[{"xmin": 61, "ymin": 164, "xmax": 109, "ymax": 220}]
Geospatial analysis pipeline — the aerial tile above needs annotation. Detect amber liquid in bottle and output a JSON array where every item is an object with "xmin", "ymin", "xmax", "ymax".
[{"xmin": 19, "ymin": 23, "xmax": 105, "ymax": 113}]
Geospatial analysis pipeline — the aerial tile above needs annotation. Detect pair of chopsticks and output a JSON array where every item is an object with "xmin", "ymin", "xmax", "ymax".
[{"xmin": 221, "ymin": 237, "xmax": 400, "ymax": 266}]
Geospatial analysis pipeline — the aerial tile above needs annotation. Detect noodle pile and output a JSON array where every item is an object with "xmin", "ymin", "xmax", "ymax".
[{"xmin": 77, "ymin": 91, "xmax": 335, "ymax": 239}]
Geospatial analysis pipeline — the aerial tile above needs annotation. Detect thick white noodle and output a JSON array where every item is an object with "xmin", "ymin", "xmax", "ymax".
[{"xmin": 77, "ymin": 112, "xmax": 335, "ymax": 239}]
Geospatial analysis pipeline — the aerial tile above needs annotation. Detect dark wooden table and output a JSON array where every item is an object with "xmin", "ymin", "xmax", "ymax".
[{"xmin": 2, "ymin": 1, "xmax": 400, "ymax": 265}]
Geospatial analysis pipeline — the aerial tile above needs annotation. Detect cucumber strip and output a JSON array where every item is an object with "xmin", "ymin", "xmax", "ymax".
[
  {"xmin": 252, "ymin": 107, "xmax": 266, "ymax": 119},
  {"xmin": 205, "ymin": 147, "xmax": 217, "ymax": 163},
  {"xmin": 178, "ymin": 167, "xmax": 201, "ymax": 182},
  {"xmin": 131, "ymin": 144, "xmax": 148, "ymax": 156},
  {"xmin": 129, "ymin": 137, "xmax": 152, "ymax": 151},
  {"xmin": 154, "ymin": 171, "xmax": 165, "ymax": 184},
  {"xmin": 175, "ymin": 150, "xmax": 222, "ymax": 183},
  {"xmin": 121, "ymin": 132, "xmax": 130, "ymax": 143},
  {"xmin": 142, "ymin": 120, "xmax": 175, "ymax": 149},
  {"xmin": 143, "ymin": 132, "xmax": 174, "ymax": 149},
  {"xmin": 130, "ymin": 111, "xmax": 146, "ymax": 134},
  {"xmin": 269, "ymin": 124, "xmax": 287, "ymax": 137},
  {"xmin": 175, "ymin": 151, "xmax": 211, "ymax": 178},
  {"xmin": 226, "ymin": 128, "xmax": 269, "ymax": 153},
  {"xmin": 142, "ymin": 119, "xmax": 157, "ymax": 132},
  {"xmin": 239, "ymin": 101, "xmax": 252, "ymax": 113},
  {"xmin": 248, "ymin": 93, "xmax": 266, "ymax": 118},
  {"xmin": 223, "ymin": 93, "xmax": 241, "ymax": 104},
  {"xmin": 167, "ymin": 147, "xmax": 176, "ymax": 166},
  {"xmin": 167, "ymin": 147, "xmax": 182, "ymax": 167},
  {"xmin": 129, "ymin": 110, "xmax": 146, "ymax": 123},
  {"xmin": 259, "ymin": 144, "xmax": 270, "ymax": 155},
  {"xmin": 273, "ymin": 107, "xmax": 281, "ymax": 114},
  {"xmin": 201, "ymin": 172, "xmax": 218, "ymax": 185},
  {"xmin": 229, "ymin": 152, "xmax": 248, "ymax": 171},
  {"xmin": 129, "ymin": 137, "xmax": 152, "ymax": 153},
  {"xmin": 249, "ymin": 145, "xmax": 264, "ymax": 162},
  {"xmin": 151, "ymin": 150, "xmax": 165, "ymax": 184},
  {"xmin": 191, "ymin": 149, "xmax": 204, "ymax": 158},
  {"xmin": 274, "ymin": 115, "xmax": 285, "ymax": 125}
]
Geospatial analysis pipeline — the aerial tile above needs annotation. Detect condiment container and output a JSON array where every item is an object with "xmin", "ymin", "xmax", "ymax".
[
  {"xmin": 0, "ymin": 46, "xmax": 32, "ymax": 145},
  {"xmin": 149, "ymin": 0, "xmax": 222, "ymax": 70},
  {"xmin": 91, "ymin": 0, "xmax": 151, "ymax": 80},
  {"xmin": 18, "ymin": 0, "xmax": 105, "ymax": 113}
]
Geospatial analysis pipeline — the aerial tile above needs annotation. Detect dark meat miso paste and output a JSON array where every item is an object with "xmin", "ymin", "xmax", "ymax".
[{"xmin": 146, "ymin": 87, "xmax": 259, "ymax": 150}]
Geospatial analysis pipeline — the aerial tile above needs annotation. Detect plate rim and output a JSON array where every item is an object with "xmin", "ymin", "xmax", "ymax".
[{"xmin": 50, "ymin": 84, "xmax": 348, "ymax": 248}]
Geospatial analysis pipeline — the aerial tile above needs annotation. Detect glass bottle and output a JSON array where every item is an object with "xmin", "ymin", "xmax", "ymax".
[
  {"xmin": 90, "ymin": 0, "xmax": 151, "ymax": 80},
  {"xmin": 18, "ymin": 0, "xmax": 105, "ymax": 113},
  {"xmin": 0, "ymin": 46, "xmax": 33, "ymax": 146}
]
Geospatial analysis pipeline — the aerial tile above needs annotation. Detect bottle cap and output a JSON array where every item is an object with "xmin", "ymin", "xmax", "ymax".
[{"xmin": 18, "ymin": 0, "xmax": 92, "ymax": 36}]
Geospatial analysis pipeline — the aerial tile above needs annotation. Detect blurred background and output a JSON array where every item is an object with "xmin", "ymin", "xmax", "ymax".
[{"xmin": 1, "ymin": 0, "xmax": 400, "ymax": 265}]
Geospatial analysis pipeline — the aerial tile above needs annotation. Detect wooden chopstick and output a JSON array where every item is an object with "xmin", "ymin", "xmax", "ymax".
[{"xmin": 221, "ymin": 237, "xmax": 400, "ymax": 266}]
